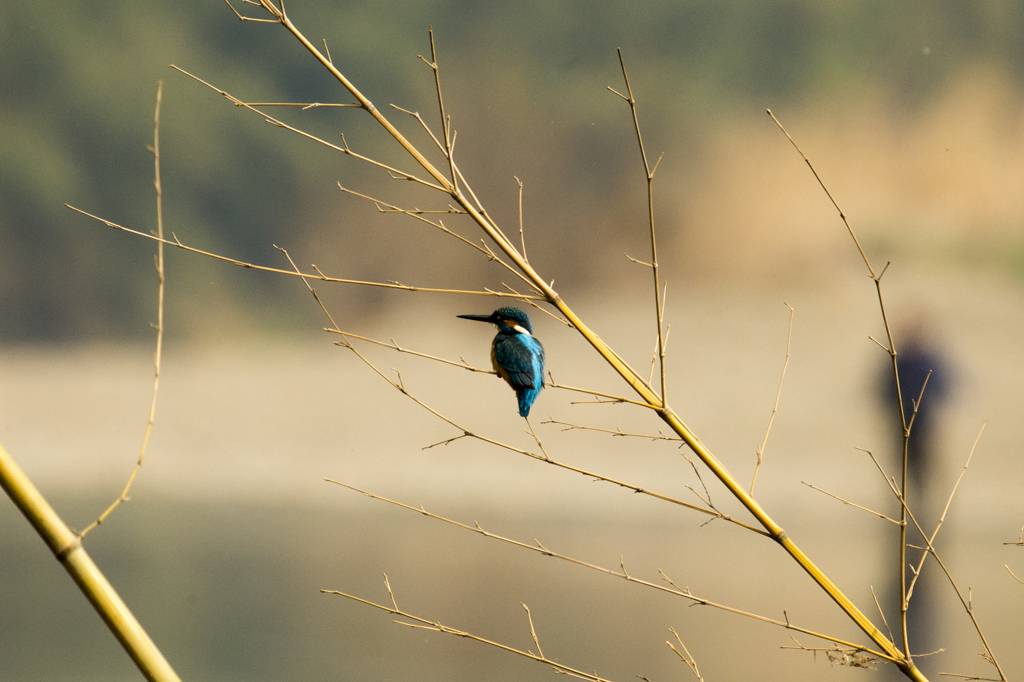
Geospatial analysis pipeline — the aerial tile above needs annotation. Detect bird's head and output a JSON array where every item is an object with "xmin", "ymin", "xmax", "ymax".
[{"xmin": 457, "ymin": 306, "xmax": 534, "ymax": 335}]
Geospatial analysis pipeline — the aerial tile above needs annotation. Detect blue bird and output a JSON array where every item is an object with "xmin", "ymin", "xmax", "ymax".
[{"xmin": 458, "ymin": 307, "xmax": 545, "ymax": 417}]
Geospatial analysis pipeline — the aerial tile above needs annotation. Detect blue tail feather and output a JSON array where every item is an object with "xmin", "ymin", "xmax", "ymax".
[{"xmin": 517, "ymin": 385, "xmax": 542, "ymax": 417}]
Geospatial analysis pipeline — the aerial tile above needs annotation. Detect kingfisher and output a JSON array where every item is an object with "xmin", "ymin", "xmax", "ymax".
[{"xmin": 458, "ymin": 307, "xmax": 545, "ymax": 418}]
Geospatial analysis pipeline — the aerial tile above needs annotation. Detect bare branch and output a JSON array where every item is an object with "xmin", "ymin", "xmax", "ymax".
[
  {"xmin": 171, "ymin": 65, "xmax": 449, "ymax": 192},
  {"xmin": 515, "ymin": 176, "xmax": 528, "ymax": 263},
  {"xmin": 421, "ymin": 28, "xmax": 458, "ymax": 190},
  {"xmin": 767, "ymin": 109, "xmax": 874, "ymax": 277},
  {"xmin": 79, "ymin": 82, "xmax": 166, "ymax": 537},
  {"xmin": 390, "ymin": 104, "xmax": 448, "ymax": 156},
  {"xmin": 223, "ymin": 0, "xmax": 280, "ymax": 23},
  {"xmin": 801, "ymin": 482, "xmax": 900, "ymax": 525},
  {"xmin": 521, "ymin": 603, "xmax": 544, "ymax": 659},
  {"xmin": 667, "ymin": 628, "xmax": 704, "ymax": 682},
  {"xmin": 542, "ymin": 418, "xmax": 681, "ymax": 442},
  {"xmin": 682, "ymin": 455, "xmax": 715, "ymax": 513},
  {"xmin": 624, "ymin": 253, "xmax": 653, "ymax": 268},
  {"xmin": 1004, "ymin": 565, "xmax": 1024, "ymax": 585},
  {"xmin": 868, "ymin": 334, "xmax": 892, "ymax": 353},
  {"xmin": 323, "ymin": 580, "xmax": 616, "ymax": 682},
  {"xmin": 383, "ymin": 573, "xmax": 398, "ymax": 612},
  {"xmin": 751, "ymin": 302, "xmax": 794, "ymax": 494},
  {"xmin": 242, "ymin": 101, "xmax": 361, "ymax": 108},
  {"xmin": 613, "ymin": 49, "xmax": 668, "ymax": 406},
  {"xmin": 870, "ymin": 585, "xmax": 896, "ymax": 647},
  {"xmin": 523, "ymin": 417, "xmax": 551, "ymax": 462},
  {"xmin": 66, "ymin": 207, "xmax": 539, "ymax": 300},
  {"xmin": 906, "ymin": 370, "xmax": 933, "ymax": 435},
  {"xmin": 907, "ymin": 422, "xmax": 987, "ymax": 603}
]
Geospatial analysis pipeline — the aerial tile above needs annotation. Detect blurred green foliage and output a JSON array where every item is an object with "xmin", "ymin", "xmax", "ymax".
[{"xmin": 2, "ymin": 0, "xmax": 1022, "ymax": 340}]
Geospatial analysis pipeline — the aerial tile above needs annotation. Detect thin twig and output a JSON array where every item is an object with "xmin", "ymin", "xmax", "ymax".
[
  {"xmin": 682, "ymin": 455, "xmax": 715, "ymax": 513},
  {"xmin": 521, "ymin": 603, "xmax": 544, "ymax": 659},
  {"xmin": 523, "ymin": 417, "xmax": 551, "ymax": 462},
  {"xmin": 667, "ymin": 628, "xmax": 704, "ymax": 682},
  {"xmin": 612, "ymin": 49, "xmax": 668, "ymax": 406},
  {"xmin": 1004, "ymin": 565, "xmax": 1024, "ymax": 585},
  {"xmin": 324, "ymin": 579, "xmax": 616, "ymax": 682},
  {"xmin": 390, "ymin": 104, "xmax": 448, "ymax": 156},
  {"xmin": 907, "ymin": 422, "xmax": 987, "ymax": 603},
  {"xmin": 646, "ymin": 305, "xmax": 669, "ymax": 387},
  {"xmin": 542, "ymin": 419, "xmax": 681, "ymax": 442},
  {"xmin": 906, "ymin": 370, "xmax": 933, "ymax": 434},
  {"xmin": 871, "ymin": 585, "xmax": 896, "ymax": 647},
  {"xmin": 79, "ymin": 82, "xmax": 166, "ymax": 537},
  {"xmin": 325, "ymin": 328, "xmax": 491, "ymax": 372},
  {"xmin": 66, "ymin": 207, "xmax": 540, "ymax": 300},
  {"xmin": 223, "ymin": 0, "xmax": 280, "ymax": 23},
  {"xmin": 515, "ymin": 176, "xmax": 528, "ymax": 264},
  {"xmin": 801, "ymin": 482, "xmax": 900, "ymax": 525},
  {"xmin": 767, "ymin": 109, "xmax": 873, "ymax": 277},
  {"xmin": 624, "ymin": 253, "xmax": 653, "ymax": 268},
  {"xmin": 383, "ymin": 573, "xmax": 399, "ymax": 611},
  {"xmin": 420, "ymin": 27, "xmax": 458, "ymax": 191},
  {"xmin": 751, "ymin": 302, "xmax": 794, "ymax": 494},
  {"xmin": 171, "ymin": 65, "xmax": 449, "ymax": 192},
  {"xmin": 243, "ymin": 101, "xmax": 361, "ymax": 108}
]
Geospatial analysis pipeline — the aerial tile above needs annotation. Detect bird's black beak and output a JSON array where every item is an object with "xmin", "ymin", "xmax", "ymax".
[{"xmin": 457, "ymin": 313, "xmax": 496, "ymax": 324}]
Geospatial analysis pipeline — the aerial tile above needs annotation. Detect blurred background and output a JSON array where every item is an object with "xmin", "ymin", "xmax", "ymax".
[{"xmin": 2, "ymin": 1, "xmax": 1024, "ymax": 680}]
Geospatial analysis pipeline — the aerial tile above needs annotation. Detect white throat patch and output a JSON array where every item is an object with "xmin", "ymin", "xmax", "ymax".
[{"xmin": 512, "ymin": 324, "xmax": 531, "ymax": 336}]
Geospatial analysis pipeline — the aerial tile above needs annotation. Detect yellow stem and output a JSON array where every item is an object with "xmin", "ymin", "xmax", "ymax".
[{"xmin": 0, "ymin": 443, "xmax": 182, "ymax": 682}]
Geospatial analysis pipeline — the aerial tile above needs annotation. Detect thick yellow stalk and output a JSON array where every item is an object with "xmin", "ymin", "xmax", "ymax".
[{"xmin": 0, "ymin": 443, "xmax": 182, "ymax": 682}]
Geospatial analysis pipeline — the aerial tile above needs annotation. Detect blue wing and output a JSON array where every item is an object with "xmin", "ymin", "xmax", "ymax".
[{"xmin": 493, "ymin": 334, "xmax": 545, "ymax": 417}]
